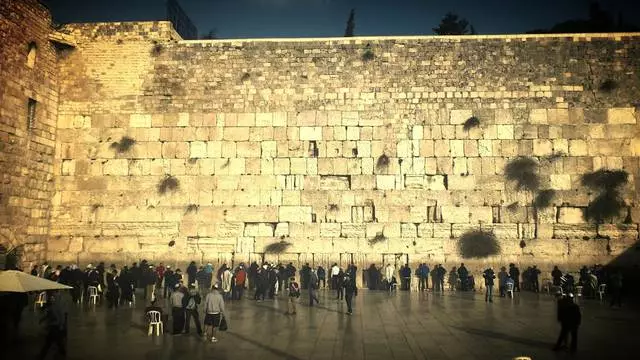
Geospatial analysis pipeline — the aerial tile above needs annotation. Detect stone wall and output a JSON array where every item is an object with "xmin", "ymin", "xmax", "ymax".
[
  {"xmin": 0, "ymin": 0, "xmax": 59, "ymax": 266},
  {"xmin": 49, "ymin": 22, "xmax": 640, "ymax": 278}
]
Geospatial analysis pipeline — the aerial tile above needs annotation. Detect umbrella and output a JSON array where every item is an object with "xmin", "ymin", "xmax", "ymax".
[{"xmin": 0, "ymin": 270, "xmax": 72, "ymax": 293}]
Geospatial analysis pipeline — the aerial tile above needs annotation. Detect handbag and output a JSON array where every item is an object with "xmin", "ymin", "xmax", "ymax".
[{"xmin": 218, "ymin": 315, "xmax": 228, "ymax": 331}]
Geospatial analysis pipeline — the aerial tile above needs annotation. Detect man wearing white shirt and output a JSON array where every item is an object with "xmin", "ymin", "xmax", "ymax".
[{"xmin": 330, "ymin": 263, "xmax": 340, "ymax": 291}]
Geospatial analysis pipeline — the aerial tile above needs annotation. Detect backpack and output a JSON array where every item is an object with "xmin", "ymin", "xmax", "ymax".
[{"xmin": 290, "ymin": 282, "xmax": 300, "ymax": 297}]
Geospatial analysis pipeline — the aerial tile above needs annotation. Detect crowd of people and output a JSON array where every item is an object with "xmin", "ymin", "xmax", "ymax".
[{"xmin": 1, "ymin": 258, "xmax": 632, "ymax": 357}]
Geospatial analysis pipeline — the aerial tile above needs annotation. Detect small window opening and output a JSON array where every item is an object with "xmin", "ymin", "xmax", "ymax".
[
  {"xmin": 27, "ymin": 98, "xmax": 37, "ymax": 131},
  {"xmin": 26, "ymin": 42, "xmax": 37, "ymax": 68}
]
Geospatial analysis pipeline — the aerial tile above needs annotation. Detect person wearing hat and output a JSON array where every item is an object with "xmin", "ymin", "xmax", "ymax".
[
  {"xmin": 170, "ymin": 284, "xmax": 186, "ymax": 335},
  {"xmin": 554, "ymin": 293, "xmax": 581, "ymax": 353},
  {"xmin": 203, "ymin": 283, "xmax": 226, "ymax": 343}
]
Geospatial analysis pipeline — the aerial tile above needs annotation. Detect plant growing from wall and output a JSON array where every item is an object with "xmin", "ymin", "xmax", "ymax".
[
  {"xmin": 158, "ymin": 175, "xmax": 179, "ymax": 195},
  {"xmin": 109, "ymin": 136, "xmax": 136, "ymax": 153},
  {"xmin": 264, "ymin": 241, "xmax": 292, "ymax": 254},
  {"xmin": 151, "ymin": 41, "xmax": 164, "ymax": 56},
  {"xmin": 376, "ymin": 154, "xmax": 390, "ymax": 172},
  {"xmin": 361, "ymin": 44, "xmax": 375, "ymax": 62},
  {"xmin": 240, "ymin": 72, "xmax": 250, "ymax": 82},
  {"xmin": 581, "ymin": 169, "xmax": 628, "ymax": 230},
  {"xmin": 598, "ymin": 79, "xmax": 618, "ymax": 93},
  {"xmin": 185, "ymin": 204, "xmax": 199, "ymax": 214},
  {"xmin": 458, "ymin": 230, "xmax": 500, "ymax": 259},
  {"xmin": 368, "ymin": 232, "xmax": 387, "ymax": 246},
  {"xmin": 504, "ymin": 156, "xmax": 557, "ymax": 239},
  {"xmin": 462, "ymin": 116, "xmax": 480, "ymax": 131}
]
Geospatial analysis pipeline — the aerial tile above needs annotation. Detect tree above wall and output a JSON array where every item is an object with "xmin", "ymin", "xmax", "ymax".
[{"xmin": 433, "ymin": 12, "xmax": 476, "ymax": 35}]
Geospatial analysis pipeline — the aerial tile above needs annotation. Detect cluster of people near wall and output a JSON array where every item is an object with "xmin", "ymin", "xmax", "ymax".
[{"xmin": 1, "ymin": 257, "xmax": 630, "ymax": 357}]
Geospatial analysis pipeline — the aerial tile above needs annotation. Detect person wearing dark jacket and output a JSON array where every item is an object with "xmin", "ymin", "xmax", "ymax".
[
  {"xmin": 400, "ymin": 265, "xmax": 412, "ymax": 291},
  {"xmin": 552, "ymin": 266, "xmax": 563, "ymax": 286},
  {"xmin": 187, "ymin": 261, "xmax": 198, "ymax": 286},
  {"xmin": 335, "ymin": 269, "xmax": 345, "ymax": 300},
  {"xmin": 483, "ymin": 267, "xmax": 496, "ymax": 303},
  {"xmin": 554, "ymin": 293, "xmax": 581, "ymax": 353},
  {"xmin": 458, "ymin": 264, "xmax": 469, "ymax": 291},
  {"xmin": 182, "ymin": 285, "xmax": 202, "ymax": 336},
  {"xmin": 106, "ymin": 269, "xmax": 120, "ymax": 309},
  {"xmin": 316, "ymin": 266, "xmax": 326, "ymax": 288},
  {"xmin": 508, "ymin": 263, "xmax": 520, "ymax": 292},
  {"xmin": 343, "ymin": 275, "xmax": 358, "ymax": 314},
  {"xmin": 284, "ymin": 262, "xmax": 296, "ymax": 290},
  {"xmin": 249, "ymin": 261, "xmax": 259, "ymax": 290},
  {"xmin": 163, "ymin": 267, "xmax": 175, "ymax": 298}
]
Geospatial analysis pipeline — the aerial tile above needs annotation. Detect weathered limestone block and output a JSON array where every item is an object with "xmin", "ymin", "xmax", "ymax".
[
  {"xmin": 102, "ymin": 222, "xmax": 179, "ymax": 237},
  {"xmin": 450, "ymin": 109, "xmax": 472, "ymax": 124},
  {"xmin": 597, "ymin": 224, "xmax": 639, "ymax": 240},
  {"xmin": 279, "ymin": 206, "xmax": 312, "ymax": 222},
  {"xmin": 320, "ymin": 223, "xmax": 341, "ymax": 237},
  {"xmin": 129, "ymin": 114, "xmax": 151, "ymax": 128},
  {"xmin": 441, "ymin": 206, "xmax": 470, "ymax": 223},
  {"xmin": 244, "ymin": 223, "xmax": 275, "ymax": 237},
  {"xmin": 448, "ymin": 175, "xmax": 475, "ymax": 190},
  {"xmin": 341, "ymin": 223, "xmax": 366, "ymax": 238},
  {"xmin": 553, "ymin": 224, "xmax": 597, "ymax": 239},
  {"xmin": 417, "ymin": 223, "xmax": 433, "ymax": 238},
  {"xmin": 607, "ymin": 108, "xmax": 636, "ymax": 124},
  {"xmin": 103, "ymin": 159, "xmax": 129, "ymax": 175},
  {"xmin": 550, "ymin": 174, "xmax": 571, "ymax": 190},
  {"xmin": 529, "ymin": 109, "xmax": 548, "ymax": 124},
  {"xmin": 376, "ymin": 175, "xmax": 395, "ymax": 190},
  {"xmin": 319, "ymin": 175, "xmax": 350, "ymax": 190},
  {"xmin": 299, "ymin": 126, "xmax": 322, "ymax": 140},
  {"xmin": 224, "ymin": 206, "xmax": 278, "ymax": 222},
  {"xmin": 401, "ymin": 223, "xmax": 417, "ymax": 238},
  {"xmin": 433, "ymin": 223, "xmax": 452, "ymax": 238},
  {"xmin": 557, "ymin": 207, "xmax": 585, "ymax": 224},
  {"xmin": 469, "ymin": 206, "xmax": 493, "ymax": 224}
]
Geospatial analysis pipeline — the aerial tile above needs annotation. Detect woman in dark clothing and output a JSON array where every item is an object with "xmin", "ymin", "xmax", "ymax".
[{"xmin": 118, "ymin": 266, "xmax": 134, "ymax": 305}]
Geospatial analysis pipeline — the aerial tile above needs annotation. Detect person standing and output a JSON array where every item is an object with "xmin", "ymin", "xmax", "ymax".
[
  {"xmin": 437, "ymin": 264, "xmax": 446, "ymax": 292},
  {"xmin": 431, "ymin": 265, "xmax": 439, "ymax": 292},
  {"xmin": 286, "ymin": 277, "xmax": 300, "ymax": 315},
  {"xmin": 343, "ymin": 275, "xmax": 358, "ymax": 315},
  {"xmin": 498, "ymin": 266, "xmax": 509, "ymax": 297},
  {"xmin": 170, "ymin": 284, "xmax": 185, "ymax": 335},
  {"xmin": 187, "ymin": 261, "xmax": 198, "ymax": 286},
  {"xmin": 335, "ymin": 269, "xmax": 345, "ymax": 300},
  {"xmin": 234, "ymin": 265, "xmax": 247, "ymax": 300},
  {"xmin": 384, "ymin": 263, "xmax": 395, "ymax": 291},
  {"xmin": 38, "ymin": 292, "xmax": 68, "ymax": 360},
  {"xmin": 222, "ymin": 266, "xmax": 233, "ymax": 300},
  {"xmin": 458, "ymin": 263, "xmax": 469, "ymax": 291},
  {"xmin": 182, "ymin": 285, "xmax": 202, "ymax": 336},
  {"xmin": 531, "ymin": 265, "xmax": 541, "ymax": 292},
  {"xmin": 508, "ymin": 263, "xmax": 520, "ymax": 292},
  {"xmin": 163, "ymin": 267, "xmax": 175, "ymax": 298},
  {"xmin": 330, "ymin": 263, "xmax": 340, "ymax": 290},
  {"xmin": 483, "ymin": 267, "xmax": 496, "ymax": 303},
  {"xmin": 418, "ymin": 263, "xmax": 429, "ymax": 291},
  {"xmin": 317, "ymin": 266, "xmax": 326, "ymax": 289},
  {"xmin": 554, "ymin": 293, "xmax": 581, "ymax": 353},
  {"xmin": 552, "ymin": 266, "xmax": 563, "ymax": 288},
  {"xmin": 196, "ymin": 266, "xmax": 208, "ymax": 295},
  {"xmin": 609, "ymin": 271, "xmax": 623, "ymax": 307},
  {"xmin": 308, "ymin": 269, "xmax": 320, "ymax": 306},
  {"xmin": 155, "ymin": 263, "xmax": 165, "ymax": 293},
  {"xmin": 203, "ymin": 284, "xmax": 226, "ymax": 343},
  {"xmin": 449, "ymin": 266, "xmax": 458, "ymax": 291},
  {"xmin": 106, "ymin": 269, "xmax": 120, "ymax": 309},
  {"xmin": 254, "ymin": 267, "xmax": 266, "ymax": 302}
]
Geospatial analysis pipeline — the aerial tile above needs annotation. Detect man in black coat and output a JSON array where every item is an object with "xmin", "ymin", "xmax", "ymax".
[
  {"xmin": 554, "ymin": 293, "xmax": 581, "ymax": 353},
  {"xmin": 457, "ymin": 263, "xmax": 468, "ymax": 291},
  {"xmin": 482, "ymin": 267, "xmax": 496, "ymax": 303},
  {"xmin": 343, "ymin": 275, "xmax": 358, "ymax": 315},
  {"xmin": 508, "ymin": 263, "xmax": 520, "ymax": 292}
]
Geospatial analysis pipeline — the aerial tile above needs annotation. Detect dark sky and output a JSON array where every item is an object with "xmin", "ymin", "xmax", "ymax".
[{"xmin": 43, "ymin": 0, "xmax": 640, "ymax": 39}]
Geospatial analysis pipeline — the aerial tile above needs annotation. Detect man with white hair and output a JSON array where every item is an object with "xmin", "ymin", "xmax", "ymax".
[{"xmin": 203, "ymin": 283, "xmax": 226, "ymax": 343}]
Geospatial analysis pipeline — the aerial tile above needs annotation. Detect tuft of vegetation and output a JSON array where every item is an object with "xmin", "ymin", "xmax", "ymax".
[
  {"xmin": 221, "ymin": 159, "xmax": 230, "ymax": 168},
  {"xmin": 519, "ymin": 240, "xmax": 527, "ymax": 249},
  {"xmin": 505, "ymin": 157, "xmax": 539, "ymax": 192},
  {"xmin": 581, "ymin": 169, "xmax": 629, "ymax": 224},
  {"xmin": 158, "ymin": 175, "xmax": 179, "ymax": 194},
  {"xmin": 91, "ymin": 203, "xmax": 103, "ymax": 213},
  {"xmin": 264, "ymin": 241, "xmax": 292, "ymax": 254},
  {"xmin": 534, "ymin": 189, "xmax": 556, "ymax": 209},
  {"xmin": 168, "ymin": 240, "xmax": 175, "ymax": 247},
  {"xmin": 361, "ymin": 47, "xmax": 375, "ymax": 62},
  {"xmin": 240, "ymin": 72, "xmax": 250, "ymax": 82},
  {"xmin": 188, "ymin": 158, "xmax": 198, "ymax": 164},
  {"xmin": 581, "ymin": 169, "xmax": 628, "ymax": 191},
  {"xmin": 151, "ymin": 42, "xmax": 164, "ymax": 56},
  {"xmin": 328, "ymin": 204, "xmax": 339, "ymax": 211},
  {"xmin": 376, "ymin": 154, "xmax": 390, "ymax": 170},
  {"xmin": 458, "ymin": 230, "xmax": 501, "ymax": 259},
  {"xmin": 368, "ymin": 232, "xmax": 387, "ymax": 246},
  {"xmin": 185, "ymin": 204, "xmax": 199, "ymax": 214},
  {"xmin": 462, "ymin": 116, "xmax": 480, "ymax": 131},
  {"xmin": 545, "ymin": 151, "xmax": 566, "ymax": 162},
  {"xmin": 598, "ymin": 79, "xmax": 618, "ymax": 93},
  {"xmin": 109, "ymin": 136, "xmax": 136, "ymax": 153},
  {"xmin": 506, "ymin": 202, "xmax": 519, "ymax": 212}
]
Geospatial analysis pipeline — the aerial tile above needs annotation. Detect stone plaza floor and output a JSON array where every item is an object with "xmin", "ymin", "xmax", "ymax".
[{"xmin": 7, "ymin": 288, "xmax": 639, "ymax": 360}]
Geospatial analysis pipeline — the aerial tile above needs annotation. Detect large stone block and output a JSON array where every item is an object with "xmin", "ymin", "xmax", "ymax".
[
  {"xmin": 557, "ymin": 207, "xmax": 585, "ymax": 224},
  {"xmin": 279, "ymin": 206, "xmax": 312, "ymax": 222},
  {"xmin": 607, "ymin": 108, "xmax": 636, "ymax": 124},
  {"xmin": 441, "ymin": 206, "xmax": 469, "ymax": 223}
]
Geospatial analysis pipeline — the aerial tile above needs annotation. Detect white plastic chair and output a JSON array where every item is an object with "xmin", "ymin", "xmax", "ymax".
[
  {"xmin": 130, "ymin": 293, "xmax": 136, "ymax": 307},
  {"xmin": 147, "ymin": 310, "xmax": 163, "ymax": 336},
  {"xmin": 88, "ymin": 286, "xmax": 99, "ymax": 305},
  {"xmin": 34, "ymin": 291, "xmax": 47, "ymax": 310},
  {"xmin": 506, "ymin": 282, "xmax": 515, "ymax": 298},
  {"xmin": 598, "ymin": 284, "xmax": 606, "ymax": 301}
]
